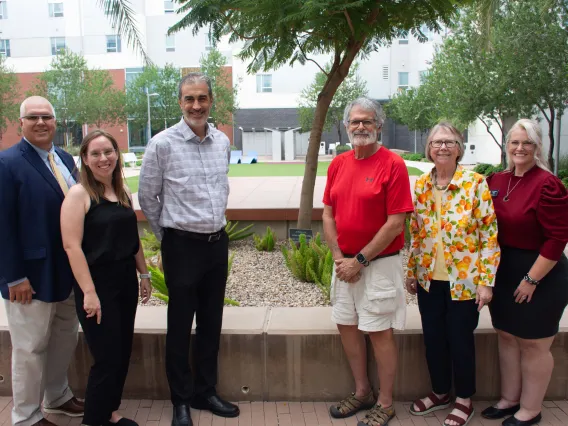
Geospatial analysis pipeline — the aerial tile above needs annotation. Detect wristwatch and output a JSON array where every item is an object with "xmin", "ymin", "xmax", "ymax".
[
  {"xmin": 356, "ymin": 253, "xmax": 370, "ymax": 267},
  {"xmin": 523, "ymin": 274, "xmax": 539, "ymax": 286},
  {"xmin": 139, "ymin": 272, "xmax": 152, "ymax": 280}
]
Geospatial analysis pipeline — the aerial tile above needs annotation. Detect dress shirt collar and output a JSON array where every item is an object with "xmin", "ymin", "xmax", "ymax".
[
  {"xmin": 24, "ymin": 137, "xmax": 55, "ymax": 161},
  {"xmin": 177, "ymin": 117, "xmax": 213, "ymax": 144}
]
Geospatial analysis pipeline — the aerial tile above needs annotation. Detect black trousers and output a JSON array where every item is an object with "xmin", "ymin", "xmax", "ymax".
[
  {"xmin": 417, "ymin": 280, "xmax": 480, "ymax": 398},
  {"xmin": 75, "ymin": 259, "xmax": 139, "ymax": 426},
  {"xmin": 161, "ymin": 228, "xmax": 229, "ymax": 405}
]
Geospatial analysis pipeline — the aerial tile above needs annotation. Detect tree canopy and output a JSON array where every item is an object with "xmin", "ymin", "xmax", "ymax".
[
  {"xmin": 30, "ymin": 49, "xmax": 126, "ymax": 146},
  {"xmin": 0, "ymin": 56, "xmax": 20, "ymax": 143},
  {"xmin": 387, "ymin": 1, "xmax": 568, "ymax": 169},
  {"xmin": 126, "ymin": 64, "xmax": 181, "ymax": 136}
]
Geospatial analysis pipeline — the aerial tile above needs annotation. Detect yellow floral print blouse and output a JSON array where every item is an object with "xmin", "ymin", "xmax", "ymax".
[{"xmin": 407, "ymin": 166, "xmax": 500, "ymax": 300}]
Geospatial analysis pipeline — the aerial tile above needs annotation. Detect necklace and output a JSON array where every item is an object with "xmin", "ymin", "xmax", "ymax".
[
  {"xmin": 433, "ymin": 168, "xmax": 453, "ymax": 191},
  {"xmin": 503, "ymin": 175, "xmax": 523, "ymax": 202}
]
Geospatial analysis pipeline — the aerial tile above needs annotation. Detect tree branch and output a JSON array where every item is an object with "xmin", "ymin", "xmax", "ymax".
[
  {"xmin": 225, "ymin": 18, "xmax": 266, "ymax": 40},
  {"xmin": 479, "ymin": 114, "xmax": 502, "ymax": 149},
  {"xmin": 537, "ymin": 104, "xmax": 551, "ymax": 123},
  {"xmin": 344, "ymin": 10, "xmax": 355, "ymax": 38},
  {"xmin": 296, "ymin": 38, "xmax": 327, "ymax": 75}
]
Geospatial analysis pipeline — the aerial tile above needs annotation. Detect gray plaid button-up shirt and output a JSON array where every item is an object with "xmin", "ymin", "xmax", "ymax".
[{"xmin": 138, "ymin": 118, "xmax": 230, "ymax": 240}]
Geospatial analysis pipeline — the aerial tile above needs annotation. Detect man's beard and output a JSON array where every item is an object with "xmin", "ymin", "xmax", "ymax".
[{"xmin": 348, "ymin": 129, "xmax": 378, "ymax": 146}]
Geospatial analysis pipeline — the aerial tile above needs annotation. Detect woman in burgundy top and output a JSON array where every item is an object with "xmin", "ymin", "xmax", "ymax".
[{"xmin": 483, "ymin": 119, "xmax": 568, "ymax": 426}]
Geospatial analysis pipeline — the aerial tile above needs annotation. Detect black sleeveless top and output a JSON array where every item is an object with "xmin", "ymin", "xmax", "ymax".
[{"xmin": 82, "ymin": 197, "xmax": 140, "ymax": 266}]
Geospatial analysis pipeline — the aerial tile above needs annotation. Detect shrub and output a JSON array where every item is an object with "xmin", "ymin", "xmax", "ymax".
[
  {"xmin": 140, "ymin": 229, "xmax": 160, "ymax": 258},
  {"xmin": 136, "ymin": 160, "xmax": 142, "ymax": 167},
  {"xmin": 558, "ymin": 169, "xmax": 568, "ymax": 180},
  {"xmin": 474, "ymin": 163, "xmax": 504, "ymax": 176},
  {"xmin": 149, "ymin": 252, "xmax": 239, "ymax": 306},
  {"xmin": 226, "ymin": 220, "xmax": 254, "ymax": 241},
  {"xmin": 401, "ymin": 153, "xmax": 425, "ymax": 161},
  {"xmin": 562, "ymin": 177, "xmax": 568, "ymax": 189},
  {"xmin": 281, "ymin": 233, "xmax": 334, "ymax": 301},
  {"xmin": 230, "ymin": 145, "xmax": 240, "ymax": 151},
  {"xmin": 62, "ymin": 145, "xmax": 81, "ymax": 156},
  {"xmin": 335, "ymin": 145, "xmax": 352, "ymax": 155},
  {"xmin": 254, "ymin": 226, "xmax": 276, "ymax": 251}
]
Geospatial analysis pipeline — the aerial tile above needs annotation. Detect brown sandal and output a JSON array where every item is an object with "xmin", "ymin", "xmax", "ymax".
[
  {"xmin": 409, "ymin": 392, "xmax": 451, "ymax": 416},
  {"xmin": 444, "ymin": 402, "xmax": 475, "ymax": 426}
]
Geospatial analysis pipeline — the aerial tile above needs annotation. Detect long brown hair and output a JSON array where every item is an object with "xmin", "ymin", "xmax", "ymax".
[{"xmin": 79, "ymin": 130, "xmax": 130, "ymax": 207}]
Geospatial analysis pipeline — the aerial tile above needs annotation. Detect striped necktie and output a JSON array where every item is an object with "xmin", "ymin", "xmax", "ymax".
[{"xmin": 47, "ymin": 152, "xmax": 69, "ymax": 195}]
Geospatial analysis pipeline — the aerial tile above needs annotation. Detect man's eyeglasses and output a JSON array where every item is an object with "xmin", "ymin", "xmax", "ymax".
[
  {"xmin": 430, "ymin": 140, "xmax": 458, "ymax": 148},
  {"xmin": 348, "ymin": 119, "xmax": 377, "ymax": 128},
  {"xmin": 21, "ymin": 115, "xmax": 55, "ymax": 122},
  {"xmin": 88, "ymin": 149, "xmax": 116, "ymax": 159}
]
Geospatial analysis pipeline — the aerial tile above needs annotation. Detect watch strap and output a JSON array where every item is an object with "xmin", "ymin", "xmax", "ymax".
[
  {"xmin": 524, "ymin": 274, "xmax": 539, "ymax": 286},
  {"xmin": 139, "ymin": 272, "xmax": 152, "ymax": 279}
]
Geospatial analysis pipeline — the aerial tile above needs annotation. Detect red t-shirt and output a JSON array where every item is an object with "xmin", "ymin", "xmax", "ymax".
[{"xmin": 323, "ymin": 147, "xmax": 414, "ymax": 255}]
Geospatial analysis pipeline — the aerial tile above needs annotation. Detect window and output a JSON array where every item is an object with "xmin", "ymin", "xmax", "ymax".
[
  {"xmin": 419, "ymin": 70, "xmax": 430, "ymax": 84},
  {"xmin": 419, "ymin": 24, "xmax": 434, "ymax": 42},
  {"xmin": 382, "ymin": 66, "xmax": 389, "ymax": 80},
  {"xmin": 398, "ymin": 37, "xmax": 408, "ymax": 45},
  {"xmin": 165, "ymin": 34, "xmax": 175, "ymax": 52},
  {"xmin": 398, "ymin": 72, "xmax": 409, "ymax": 91},
  {"xmin": 106, "ymin": 35, "xmax": 122, "ymax": 53},
  {"xmin": 164, "ymin": 0, "xmax": 174, "ymax": 13},
  {"xmin": 0, "ymin": 1, "xmax": 7, "ymax": 19},
  {"xmin": 256, "ymin": 74, "xmax": 272, "ymax": 93},
  {"xmin": 0, "ymin": 39, "xmax": 10, "ymax": 57},
  {"xmin": 51, "ymin": 37, "xmax": 66, "ymax": 55},
  {"xmin": 49, "ymin": 2, "xmax": 64, "ymax": 17}
]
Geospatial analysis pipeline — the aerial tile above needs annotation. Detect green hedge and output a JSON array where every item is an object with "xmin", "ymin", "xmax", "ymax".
[
  {"xmin": 562, "ymin": 177, "xmax": 568, "ymax": 189},
  {"xmin": 473, "ymin": 163, "xmax": 505, "ymax": 176},
  {"xmin": 335, "ymin": 145, "xmax": 352, "ymax": 155},
  {"xmin": 401, "ymin": 153, "xmax": 425, "ymax": 161}
]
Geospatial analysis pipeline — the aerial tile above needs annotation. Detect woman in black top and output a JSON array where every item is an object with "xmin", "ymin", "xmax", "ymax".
[{"xmin": 61, "ymin": 130, "xmax": 152, "ymax": 426}]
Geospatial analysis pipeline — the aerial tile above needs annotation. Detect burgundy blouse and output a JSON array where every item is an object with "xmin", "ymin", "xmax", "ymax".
[{"xmin": 487, "ymin": 166, "xmax": 568, "ymax": 261}]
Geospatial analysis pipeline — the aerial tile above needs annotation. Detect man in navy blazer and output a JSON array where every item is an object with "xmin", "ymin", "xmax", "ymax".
[{"xmin": 0, "ymin": 96, "xmax": 84, "ymax": 426}]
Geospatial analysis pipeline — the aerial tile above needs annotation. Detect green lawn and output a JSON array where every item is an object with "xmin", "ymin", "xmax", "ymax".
[{"xmin": 126, "ymin": 164, "xmax": 423, "ymax": 193}]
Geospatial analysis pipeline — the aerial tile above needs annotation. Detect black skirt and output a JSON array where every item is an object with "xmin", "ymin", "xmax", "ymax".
[{"xmin": 489, "ymin": 246, "xmax": 568, "ymax": 339}]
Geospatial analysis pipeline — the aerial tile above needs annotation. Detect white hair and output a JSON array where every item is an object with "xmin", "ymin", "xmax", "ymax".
[
  {"xmin": 505, "ymin": 119, "xmax": 550, "ymax": 172},
  {"xmin": 343, "ymin": 97, "xmax": 385, "ymax": 127},
  {"xmin": 20, "ymin": 96, "xmax": 56, "ymax": 119}
]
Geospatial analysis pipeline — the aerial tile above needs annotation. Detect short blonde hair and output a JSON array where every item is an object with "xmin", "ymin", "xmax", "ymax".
[
  {"xmin": 505, "ymin": 119, "xmax": 550, "ymax": 172},
  {"xmin": 425, "ymin": 121, "xmax": 465, "ymax": 163}
]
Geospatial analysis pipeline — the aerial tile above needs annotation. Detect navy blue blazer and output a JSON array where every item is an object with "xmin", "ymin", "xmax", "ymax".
[{"xmin": 0, "ymin": 139, "xmax": 79, "ymax": 302}]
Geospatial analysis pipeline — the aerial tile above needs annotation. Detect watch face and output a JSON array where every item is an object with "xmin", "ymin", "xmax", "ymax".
[{"xmin": 356, "ymin": 254, "xmax": 365, "ymax": 263}]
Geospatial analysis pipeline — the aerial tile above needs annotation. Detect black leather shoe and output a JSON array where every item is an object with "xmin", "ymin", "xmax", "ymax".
[
  {"xmin": 502, "ymin": 413, "xmax": 542, "ymax": 426},
  {"xmin": 172, "ymin": 404, "xmax": 192, "ymax": 426},
  {"xmin": 191, "ymin": 394, "xmax": 240, "ymax": 418},
  {"xmin": 481, "ymin": 404, "xmax": 521, "ymax": 419}
]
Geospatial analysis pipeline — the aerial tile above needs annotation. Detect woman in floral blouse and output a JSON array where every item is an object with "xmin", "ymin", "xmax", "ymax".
[{"xmin": 406, "ymin": 122, "xmax": 500, "ymax": 426}]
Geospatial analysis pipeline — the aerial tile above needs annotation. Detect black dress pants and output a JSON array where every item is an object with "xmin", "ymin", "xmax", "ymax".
[
  {"xmin": 161, "ymin": 228, "xmax": 229, "ymax": 406},
  {"xmin": 75, "ymin": 259, "xmax": 139, "ymax": 426},
  {"xmin": 417, "ymin": 280, "xmax": 480, "ymax": 398}
]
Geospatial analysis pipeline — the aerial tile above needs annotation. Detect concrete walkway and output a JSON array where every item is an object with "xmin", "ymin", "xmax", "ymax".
[{"xmin": 6, "ymin": 398, "xmax": 568, "ymax": 426}]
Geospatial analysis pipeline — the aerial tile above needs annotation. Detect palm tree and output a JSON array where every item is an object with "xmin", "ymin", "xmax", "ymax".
[{"xmin": 97, "ymin": 0, "xmax": 149, "ymax": 63}]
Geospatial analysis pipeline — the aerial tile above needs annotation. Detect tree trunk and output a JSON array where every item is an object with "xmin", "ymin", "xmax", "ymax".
[
  {"xmin": 548, "ymin": 107, "xmax": 555, "ymax": 171},
  {"xmin": 297, "ymin": 47, "xmax": 361, "ymax": 229},
  {"xmin": 336, "ymin": 120, "xmax": 342, "ymax": 145}
]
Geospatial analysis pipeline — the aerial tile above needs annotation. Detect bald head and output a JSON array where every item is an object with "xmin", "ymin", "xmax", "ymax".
[
  {"xmin": 20, "ymin": 96, "xmax": 56, "ymax": 119},
  {"xmin": 19, "ymin": 96, "xmax": 57, "ymax": 150}
]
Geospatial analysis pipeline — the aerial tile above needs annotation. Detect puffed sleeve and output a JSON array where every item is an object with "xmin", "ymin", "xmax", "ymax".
[{"xmin": 536, "ymin": 175, "xmax": 568, "ymax": 260}]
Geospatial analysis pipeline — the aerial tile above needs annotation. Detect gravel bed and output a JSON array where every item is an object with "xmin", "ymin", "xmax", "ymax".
[{"xmin": 142, "ymin": 239, "xmax": 417, "ymax": 307}]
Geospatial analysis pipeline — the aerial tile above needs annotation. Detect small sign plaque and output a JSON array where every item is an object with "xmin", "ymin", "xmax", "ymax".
[{"xmin": 289, "ymin": 228, "xmax": 313, "ymax": 243}]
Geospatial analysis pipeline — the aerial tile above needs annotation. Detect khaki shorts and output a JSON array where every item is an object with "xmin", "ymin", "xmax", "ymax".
[{"xmin": 330, "ymin": 254, "xmax": 406, "ymax": 332}]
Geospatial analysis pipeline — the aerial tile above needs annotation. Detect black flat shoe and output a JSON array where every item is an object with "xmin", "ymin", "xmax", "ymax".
[
  {"xmin": 172, "ymin": 404, "xmax": 193, "ymax": 426},
  {"xmin": 481, "ymin": 404, "xmax": 521, "ymax": 419},
  {"xmin": 502, "ymin": 413, "xmax": 542, "ymax": 426},
  {"xmin": 191, "ymin": 394, "xmax": 240, "ymax": 418}
]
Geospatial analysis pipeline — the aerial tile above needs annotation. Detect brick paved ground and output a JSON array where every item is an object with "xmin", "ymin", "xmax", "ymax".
[{"xmin": 0, "ymin": 398, "xmax": 567, "ymax": 425}]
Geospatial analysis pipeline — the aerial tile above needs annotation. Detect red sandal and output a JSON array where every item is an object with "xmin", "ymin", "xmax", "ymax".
[
  {"xmin": 443, "ymin": 401, "xmax": 475, "ymax": 426},
  {"xmin": 409, "ymin": 392, "xmax": 451, "ymax": 416}
]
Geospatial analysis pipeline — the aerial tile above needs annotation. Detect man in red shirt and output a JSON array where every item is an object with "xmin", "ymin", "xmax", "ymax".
[{"xmin": 323, "ymin": 97, "xmax": 414, "ymax": 426}]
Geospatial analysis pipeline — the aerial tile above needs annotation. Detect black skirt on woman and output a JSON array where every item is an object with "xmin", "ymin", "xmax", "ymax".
[{"xmin": 490, "ymin": 246, "xmax": 568, "ymax": 339}]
